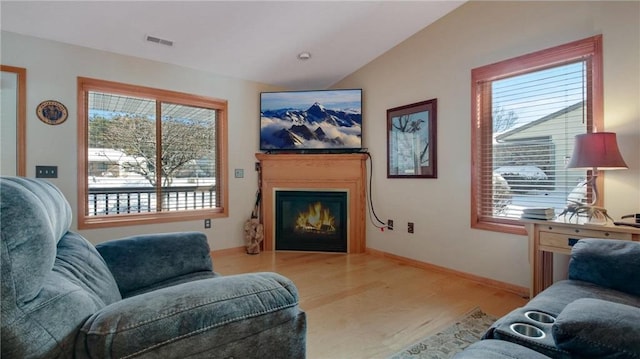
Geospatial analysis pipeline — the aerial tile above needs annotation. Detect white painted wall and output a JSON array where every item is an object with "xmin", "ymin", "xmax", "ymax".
[
  {"xmin": 1, "ymin": 1, "xmax": 638, "ymax": 289},
  {"xmin": 0, "ymin": 31, "xmax": 280, "ymax": 251},
  {"xmin": 335, "ymin": 1, "xmax": 640, "ymax": 288},
  {"xmin": 0, "ymin": 70, "xmax": 18, "ymax": 175}
]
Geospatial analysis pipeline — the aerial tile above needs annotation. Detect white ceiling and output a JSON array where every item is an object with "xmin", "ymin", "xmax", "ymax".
[{"xmin": 0, "ymin": 1, "xmax": 465, "ymax": 90}]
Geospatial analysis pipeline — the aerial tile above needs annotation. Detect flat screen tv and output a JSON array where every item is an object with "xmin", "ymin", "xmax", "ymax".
[{"xmin": 260, "ymin": 89, "xmax": 362, "ymax": 152}]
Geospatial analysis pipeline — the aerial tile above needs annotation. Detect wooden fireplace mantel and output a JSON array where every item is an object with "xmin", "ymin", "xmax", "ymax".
[{"xmin": 256, "ymin": 153, "xmax": 367, "ymax": 253}]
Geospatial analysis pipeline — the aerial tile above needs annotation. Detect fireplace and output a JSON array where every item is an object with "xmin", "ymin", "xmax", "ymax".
[
  {"xmin": 256, "ymin": 153, "xmax": 367, "ymax": 253},
  {"xmin": 275, "ymin": 190, "xmax": 348, "ymax": 252}
]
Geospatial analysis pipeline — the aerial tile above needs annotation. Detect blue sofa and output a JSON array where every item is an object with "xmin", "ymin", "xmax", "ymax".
[
  {"xmin": 455, "ymin": 238, "xmax": 640, "ymax": 358},
  {"xmin": 1, "ymin": 176, "xmax": 306, "ymax": 358}
]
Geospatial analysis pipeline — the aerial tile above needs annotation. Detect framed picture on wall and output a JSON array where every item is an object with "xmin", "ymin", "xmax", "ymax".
[{"xmin": 387, "ymin": 99, "xmax": 437, "ymax": 178}]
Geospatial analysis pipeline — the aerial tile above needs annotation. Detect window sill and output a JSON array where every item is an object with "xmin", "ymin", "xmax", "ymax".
[
  {"xmin": 78, "ymin": 209, "xmax": 227, "ymax": 229},
  {"xmin": 471, "ymin": 219, "xmax": 527, "ymax": 236}
]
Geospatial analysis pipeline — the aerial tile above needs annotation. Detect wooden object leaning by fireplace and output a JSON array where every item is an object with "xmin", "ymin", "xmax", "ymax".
[{"xmin": 256, "ymin": 153, "xmax": 367, "ymax": 253}]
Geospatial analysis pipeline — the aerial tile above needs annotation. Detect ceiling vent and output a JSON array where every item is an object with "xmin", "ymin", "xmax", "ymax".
[{"xmin": 145, "ymin": 35, "xmax": 173, "ymax": 47}]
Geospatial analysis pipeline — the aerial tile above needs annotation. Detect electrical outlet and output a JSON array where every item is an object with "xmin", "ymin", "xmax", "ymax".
[
  {"xmin": 35, "ymin": 165, "xmax": 58, "ymax": 178},
  {"xmin": 387, "ymin": 219, "xmax": 394, "ymax": 230},
  {"xmin": 204, "ymin": 219, "xmax": 211, "ymax": 229},
  {"xmin": 234, "ymin": 169, "xmax": 244, "ymax": 178},
  {"xmin": 255, "ymin": 162, "xmax": 261, "ymax": 171},
  {"xmin": 408, "ymin": 222, "xmax": 414, "ymax": 234}
]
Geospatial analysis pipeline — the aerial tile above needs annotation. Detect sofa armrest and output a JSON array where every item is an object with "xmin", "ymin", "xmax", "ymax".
[
  {"xmin": 552, "ymin": 298, "xmax": 640, "ymax": 358},
  {"xmin": 75, "ymin": 272, "xmax": 305, "ymax": 359},
  {"xmin": 568, "ymin": 238, "xmax": 640, "ymax": 296},
  {"xmin": 96, "ymin": 232, "xmax": 213, "ymax": 296}
]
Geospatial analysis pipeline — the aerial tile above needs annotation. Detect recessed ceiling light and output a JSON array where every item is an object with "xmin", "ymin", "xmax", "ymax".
[{"xmin": 297, "ymin": 52, "xmax": 312, "ymax": 61}]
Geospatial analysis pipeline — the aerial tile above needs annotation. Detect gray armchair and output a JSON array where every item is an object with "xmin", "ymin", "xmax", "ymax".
[{"xmin": 1, "ymin": 176, "xmax": 306, "ymax": 358}]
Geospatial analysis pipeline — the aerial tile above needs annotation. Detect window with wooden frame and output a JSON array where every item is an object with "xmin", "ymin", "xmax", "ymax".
[
  {"xmin": 77, "ymin": 77, "xmax": 228, "ymax": 229},
  {"xmin": 471, "ymin": 35, "xmax": 603, "ymax": 234}
]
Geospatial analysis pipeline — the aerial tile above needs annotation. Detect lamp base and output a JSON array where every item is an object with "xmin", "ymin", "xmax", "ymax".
[{"xmin": 559, "ymin": 203, "xmax": 614, "ymax": 225}]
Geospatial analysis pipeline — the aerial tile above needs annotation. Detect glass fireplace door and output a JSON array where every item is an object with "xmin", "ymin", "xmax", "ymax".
[{"xmin": 275, "ymin": 190, "xmax": 348, "ymax": 252}]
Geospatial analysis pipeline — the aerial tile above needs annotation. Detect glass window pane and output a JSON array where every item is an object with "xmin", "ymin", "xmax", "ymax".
[
  {"xmin": 87, "ymin": 91, "xmax": 157, "ymax": 215},
  {"xmin": 489, "ymin": 62, "xmax": 588, "ymax": 219},
  {"xmin": 160, "ymin": 103, "xmax": 217, "ymax": 211},
  {"xmin": 79, "ymin": 77, "xmax": 228, "ymax": 228}
]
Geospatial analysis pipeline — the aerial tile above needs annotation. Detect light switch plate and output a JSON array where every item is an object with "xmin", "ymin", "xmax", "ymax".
[{"xmin": 234, "ymin": 169, "xmax": 244, "ymax": 178}]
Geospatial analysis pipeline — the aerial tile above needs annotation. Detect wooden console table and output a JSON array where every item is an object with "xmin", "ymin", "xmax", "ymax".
[{"xmin": 523, "ymin": 219, "xmax": 640, "ymax": 298}]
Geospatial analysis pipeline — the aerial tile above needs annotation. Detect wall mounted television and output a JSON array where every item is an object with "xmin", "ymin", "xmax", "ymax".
[{"xmin": 260, "ymin": 89, "xmax": 362, "ymax": 152}]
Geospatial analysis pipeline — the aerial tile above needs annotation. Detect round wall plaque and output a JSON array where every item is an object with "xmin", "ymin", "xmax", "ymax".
[{"xmin": 36, "ymin": 100, "xmax": 68, "ymax": 125}]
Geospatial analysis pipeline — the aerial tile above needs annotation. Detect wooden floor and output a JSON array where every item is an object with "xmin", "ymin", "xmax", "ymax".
[{"xmin": 212, "ymin": 250, "xmax": 527, "ymax": 359}]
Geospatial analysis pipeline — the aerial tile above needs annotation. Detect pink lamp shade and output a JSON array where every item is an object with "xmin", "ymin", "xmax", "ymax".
[{"xmin": 566, "ymin": 132, "xmax": 628, "ymax": 170}]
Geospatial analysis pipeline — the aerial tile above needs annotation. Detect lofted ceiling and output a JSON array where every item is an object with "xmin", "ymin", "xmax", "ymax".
[{"xmin": 0, "ymin": 1, "xmax": 465, "ymax": 90}]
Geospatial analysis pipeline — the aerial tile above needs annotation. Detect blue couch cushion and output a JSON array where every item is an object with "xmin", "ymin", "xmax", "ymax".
[
  {"xmin": 527, "ymin": 279, "xmax": 640, "ymax": 316},
  {"xmin": 1, "ymin": 177, "xmax": 121, "ymax": 358},
  {"xmin": 76, "ymin": 272, "xmax": 301, "ymax": 358},
  {"xmin": 569, "ymin": 238, "xmax": 640, "ymax": 297},
  {"xmin": 1, "ymin": 177, "xmax": 72, "ymax": 302},
  {"xmin": 552, "ymin": 298, "xmax": 640, "ymax": 358},
  {"xmin": 96, "ymin": 232, "xmax": 214, "ymax": 298}
]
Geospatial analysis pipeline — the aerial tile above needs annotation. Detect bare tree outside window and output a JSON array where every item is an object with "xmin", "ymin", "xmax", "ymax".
[
  {"xmin": 493, "ymin": 105, "xmax": 518, "ymax": 133},
  {"xmin": 90, "ymin": 114, "xmax": 214, "ymax": 187}
]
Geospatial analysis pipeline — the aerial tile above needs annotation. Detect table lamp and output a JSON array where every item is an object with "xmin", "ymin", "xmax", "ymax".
[{"xmin": 565, "ymin": 132, "xmax": 628, "ymax": 222}]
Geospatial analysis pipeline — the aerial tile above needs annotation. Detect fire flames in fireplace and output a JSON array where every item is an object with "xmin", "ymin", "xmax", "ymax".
[{"xmin": 295, "ymin": 202, "xmax": 336, "ymax": 234}]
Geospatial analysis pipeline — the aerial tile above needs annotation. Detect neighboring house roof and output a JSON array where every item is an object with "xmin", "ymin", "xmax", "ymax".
[
  {"xmin": 88, "ymin": 148, "xmax": 139, "ymax": 163},
  {"xmin": 495, "ymin": 100, "xmax": 585, "ymax": 141}
]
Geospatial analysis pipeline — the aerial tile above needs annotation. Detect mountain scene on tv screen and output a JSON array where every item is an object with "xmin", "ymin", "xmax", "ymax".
[{"xmin": 260, "ymin": 90, "xmax": 362, "ymax": 150}]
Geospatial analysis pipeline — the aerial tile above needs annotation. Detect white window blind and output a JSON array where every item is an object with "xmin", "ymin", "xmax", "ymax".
[{"xmin": 487, "ymin": 61, "xmax": 590, "ymax": 219}]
